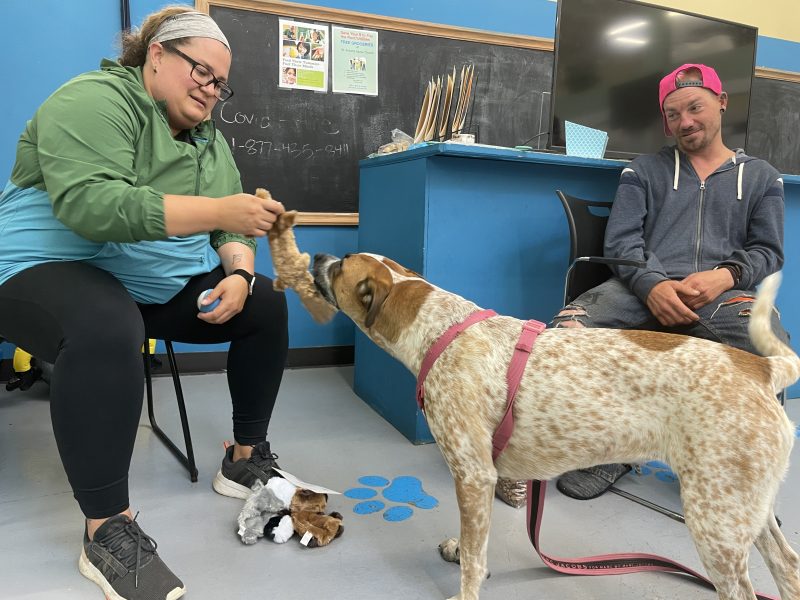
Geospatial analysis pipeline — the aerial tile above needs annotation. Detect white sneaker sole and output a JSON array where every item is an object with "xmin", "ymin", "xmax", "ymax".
[
  {"xmin": 212, "ymin": 469, "xmax": 252, "ymax": 499},
  {"xmin": 78, "ymin": 548, "xmax": 186, "ymax": 600}
]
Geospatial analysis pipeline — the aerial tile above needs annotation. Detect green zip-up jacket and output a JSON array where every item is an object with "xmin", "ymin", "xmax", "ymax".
[{"xmin": 0, "ymin": 59, "xmax": 256, "ymax": 303}]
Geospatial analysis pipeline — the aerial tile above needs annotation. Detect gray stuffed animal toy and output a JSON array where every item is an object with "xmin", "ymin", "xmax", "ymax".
[{"xmin": 237, "ymin": 476, "xmax": 297, "ymax": 545}]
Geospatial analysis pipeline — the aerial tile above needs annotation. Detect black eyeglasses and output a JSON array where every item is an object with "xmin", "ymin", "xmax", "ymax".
[{"xmin": 164, "ymin": 46, "xmax": 234, "ymax": 101}]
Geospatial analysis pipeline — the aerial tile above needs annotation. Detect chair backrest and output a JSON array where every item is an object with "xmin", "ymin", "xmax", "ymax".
[{"xmin": 556, "ymin": 190, "xmax": 614, "ymax": 304}]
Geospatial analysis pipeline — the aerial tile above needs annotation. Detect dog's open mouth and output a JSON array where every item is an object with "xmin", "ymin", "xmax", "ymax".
[{"xmin": 312, "ymin": 253, "xmax": 340, "ymax": 309}]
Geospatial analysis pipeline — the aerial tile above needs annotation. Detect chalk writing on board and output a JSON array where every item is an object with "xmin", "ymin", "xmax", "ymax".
[
  {"xmin": 227, "ymin": 138, "xmax": 350, "ymax": 159},
  {"xmin": 218, "ymin": 103, "xmax": 341, "ymax": 135}
]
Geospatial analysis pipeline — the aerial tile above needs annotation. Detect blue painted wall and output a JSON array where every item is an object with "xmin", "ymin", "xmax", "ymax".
[{"xmin": 1, "ymin": 0, "xmax": 798, "ymax": 357}]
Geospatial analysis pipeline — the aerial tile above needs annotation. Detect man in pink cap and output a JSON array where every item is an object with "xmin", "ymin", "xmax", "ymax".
[{"xmin": 552, "ymin": 63, "xmax": 788, "ymax": 501}]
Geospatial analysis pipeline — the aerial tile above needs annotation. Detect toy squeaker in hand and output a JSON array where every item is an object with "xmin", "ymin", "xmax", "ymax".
[{"xmin": 259, "ymin": 188, "xmax": 338, "ymax": 324}]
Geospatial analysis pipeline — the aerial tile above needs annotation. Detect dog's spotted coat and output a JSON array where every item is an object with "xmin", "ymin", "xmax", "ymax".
[{"xmin": 313, "ymin": 252, "xmax": 800, "ymax": 600}]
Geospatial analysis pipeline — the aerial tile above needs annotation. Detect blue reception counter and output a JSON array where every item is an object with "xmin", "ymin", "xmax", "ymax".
[{"xmin": 354, "ymin": 143, "xmax": 800, "ymax": 444}]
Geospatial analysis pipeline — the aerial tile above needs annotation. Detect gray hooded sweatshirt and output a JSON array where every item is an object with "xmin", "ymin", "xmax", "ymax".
[{"xmin": 605, "ymin": 145, "xmax": 784, "ymax": 302}]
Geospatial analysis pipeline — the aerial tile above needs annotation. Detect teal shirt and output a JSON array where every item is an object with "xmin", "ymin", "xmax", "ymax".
[{"xmin": 0, "ymin": 59, "xmax": 256, "ymax": 303}]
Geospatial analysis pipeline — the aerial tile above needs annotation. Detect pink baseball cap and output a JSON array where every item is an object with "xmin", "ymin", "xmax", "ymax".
[{"xmin": 658, "ymin": 64, "xmax": 723, "ymax": 135}]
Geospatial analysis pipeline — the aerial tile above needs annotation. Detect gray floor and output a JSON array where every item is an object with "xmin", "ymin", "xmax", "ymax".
[{"xmin": 1, "ymin": 366, "xmax": 798, "ymax": 600}]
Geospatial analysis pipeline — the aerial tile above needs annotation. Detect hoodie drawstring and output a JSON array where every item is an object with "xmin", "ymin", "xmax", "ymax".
[
  {"xmin": 737, "ymin": 162, "xmax": 744, "ymax": 200},
  {"xmin": 673, "ymin": 147, "xmax": 745, "ymax": 198},
  {"xmin": 673, "ymin": 147, "xmax": 680, "ymax": 190}
]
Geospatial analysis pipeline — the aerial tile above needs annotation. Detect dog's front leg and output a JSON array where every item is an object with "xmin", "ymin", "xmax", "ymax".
[{"xmin": 440, "ymin": 477, "xmax": 494, "ymax": 600}]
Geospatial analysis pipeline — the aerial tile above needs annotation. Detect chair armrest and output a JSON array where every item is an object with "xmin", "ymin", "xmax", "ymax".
[{"xmin": 575, "ymin": 256, "xmax": 647, "ymax": 269}]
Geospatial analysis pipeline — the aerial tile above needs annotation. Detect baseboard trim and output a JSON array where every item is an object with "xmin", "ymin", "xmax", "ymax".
[{"xmin": 0, "ymin": 345, "xmax": 354, "ymax": 381}]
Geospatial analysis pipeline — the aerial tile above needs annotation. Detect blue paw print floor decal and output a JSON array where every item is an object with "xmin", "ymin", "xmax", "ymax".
[
  {"xmin": 344, "ymin": 475, "xmax": 438, "ymax": 522},
  {"xmin": 637, "ymin": 461, "xmax": 679, "ymax": 483}
]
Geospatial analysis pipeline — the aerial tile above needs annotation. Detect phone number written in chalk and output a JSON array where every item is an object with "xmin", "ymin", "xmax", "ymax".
[{"xmin": 229, "ymin": 138, "xmax": 350, "ymax": 159}]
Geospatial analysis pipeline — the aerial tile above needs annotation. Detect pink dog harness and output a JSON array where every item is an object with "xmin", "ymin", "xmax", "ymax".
[
  {"xmin": 415, "ymin": 309, "xmax": 779, "ymax": 600},
  {"xmin": 415, "ymin": 309, "xmax": 544, "ymax": 460}
]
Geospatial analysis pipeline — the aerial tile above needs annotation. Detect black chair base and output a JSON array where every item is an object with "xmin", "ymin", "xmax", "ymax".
[{"xmin": 143, "ymin": 341, "xmax": 198, "ymax": 482}]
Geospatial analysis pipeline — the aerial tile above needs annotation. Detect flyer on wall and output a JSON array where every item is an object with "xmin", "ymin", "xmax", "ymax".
[
  {"xmin": 279, "ymin": 18, "xmax": 329, "ymax": 92},
  {"xmin": 331, "ymin": 26, "xmax": 378, "ymax": 95}
]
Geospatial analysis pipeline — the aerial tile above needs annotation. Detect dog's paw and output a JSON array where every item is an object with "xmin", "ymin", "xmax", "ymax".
[{"xmin": 438, "ymin": 537, "xmax": 460, "ymax": 563}]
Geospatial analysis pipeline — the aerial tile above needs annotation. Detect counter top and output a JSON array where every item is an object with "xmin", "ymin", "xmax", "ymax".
[
  {"xmin": 361, "ymin": 142, "xmax": 800, "ymax": 183},
  {"xmin": 360, "ymin": 142, "xmax": 629, "ymax": 171}
]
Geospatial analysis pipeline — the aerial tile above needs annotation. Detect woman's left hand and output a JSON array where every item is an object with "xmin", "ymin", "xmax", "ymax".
[{"xmin": 196, "ymin": 275, "xmax": 250, "ymax": 324}]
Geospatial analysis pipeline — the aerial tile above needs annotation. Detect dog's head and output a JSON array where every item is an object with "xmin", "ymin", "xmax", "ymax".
[{"xmin": 312, "ymin": 253, "xmax": 430, "ymax": 335}]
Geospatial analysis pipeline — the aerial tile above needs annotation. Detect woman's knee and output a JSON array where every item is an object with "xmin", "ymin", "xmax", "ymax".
[
  {"xmin": 0, "ymin": 263, "xmax": 145, "ymax": 362},
  {"xmin": 62, "ymin": 299, "xmax": 145, "ymax": 359},
  {"xmin": 251, "ymin": 276, "xmax": 288, "ymax": 319},
  {"xmin": 236, "ymin": 275, "xmax": 289, "ymax": 339}
]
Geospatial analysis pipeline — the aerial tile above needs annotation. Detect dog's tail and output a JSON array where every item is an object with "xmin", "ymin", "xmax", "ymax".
[{"xmin": 750, "ymin": 272, "xmax": 800, "ymax": 392}]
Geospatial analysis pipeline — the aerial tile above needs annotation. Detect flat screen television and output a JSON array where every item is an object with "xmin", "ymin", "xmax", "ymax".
[{"xmin": 549, "ymin": 0, "xmax": 758, "ymax": 159}]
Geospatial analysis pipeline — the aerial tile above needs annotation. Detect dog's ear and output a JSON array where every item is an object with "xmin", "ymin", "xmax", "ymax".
[{"xmin": 358, "ymin": 276, "xmax": 391, "ymax": 328}]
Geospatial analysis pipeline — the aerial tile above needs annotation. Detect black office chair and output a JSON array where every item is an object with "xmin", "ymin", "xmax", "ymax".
[
  {"xmin": 557, "ymin": 190, "xmax": 648, "ymax": 304},
  {"xmin": 143, "ymin": 340, "xmax": 198, "ymax": 482},
  {"xmin": 556, "ymin": 189, "xmax": 686, "ymax": 523}
]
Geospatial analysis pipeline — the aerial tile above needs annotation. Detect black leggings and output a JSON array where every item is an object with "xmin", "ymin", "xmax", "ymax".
[{"xmin": 0, "ymin": 261, "xmax": 288, "ymax": 518}]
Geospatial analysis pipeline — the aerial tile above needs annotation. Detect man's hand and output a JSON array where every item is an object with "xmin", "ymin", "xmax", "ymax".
[
  {"xmin": 679, "ymin": 269, "xmax": 734, "ymax": 310},
  {"xmin": 196, "ymin": 275, "xmax": 250, "ymax": 324},
  {"xmin": 646, "ymin": 280, "xmax": 701, "ymax": 326}
]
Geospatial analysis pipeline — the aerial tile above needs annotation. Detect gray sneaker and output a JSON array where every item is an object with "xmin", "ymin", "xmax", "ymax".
[
  {"xmin": 212, "ymin": 440, "xmax": 281, "ymax": 499},
  {"xmin": 556, "ymin": 463, "xmax": 632, "ymax": 500},
  {"xmin": 78, "ymin": 514, "xmax": 185, "ymax": 600}
]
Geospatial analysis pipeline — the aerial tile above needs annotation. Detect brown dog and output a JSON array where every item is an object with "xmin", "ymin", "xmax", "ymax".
[{"xmin": 312, "ymin": 252, "xmax": 800, "ymax": 600}]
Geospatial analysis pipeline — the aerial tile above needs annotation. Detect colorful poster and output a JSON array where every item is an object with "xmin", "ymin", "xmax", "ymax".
[
  {"xmin": 279, "ymin": 18, "xmax": 329, "ymax": 92},
  {"xmin": 331, "ymin": 26, "xmax": 378, "ymax": 96}
]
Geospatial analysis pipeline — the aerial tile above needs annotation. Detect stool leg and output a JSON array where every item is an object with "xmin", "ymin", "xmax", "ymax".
[{"xmin": 144, "ymin": 341, "xmax": 199, "ymax": 482}]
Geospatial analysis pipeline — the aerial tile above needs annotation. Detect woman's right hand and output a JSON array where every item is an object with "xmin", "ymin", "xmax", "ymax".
[{"xmin": 216, "ymin": 193, "xmax": 285, "ymax": 236}]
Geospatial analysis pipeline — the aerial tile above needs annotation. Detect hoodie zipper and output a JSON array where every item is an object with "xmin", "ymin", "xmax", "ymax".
[{"xmin": 694, "ymin": 181, "xmax": 705, "ymax": 272}]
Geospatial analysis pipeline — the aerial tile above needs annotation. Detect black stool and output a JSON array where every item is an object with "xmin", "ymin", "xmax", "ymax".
[{"xmin": 143, "ymin": 340, "xmax": 198, "ymax": 482}]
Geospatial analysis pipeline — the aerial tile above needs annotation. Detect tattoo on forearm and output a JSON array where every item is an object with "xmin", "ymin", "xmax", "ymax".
[{"xmin": 231, "ymin": 254, "xmax": 243, "ymax": 267}]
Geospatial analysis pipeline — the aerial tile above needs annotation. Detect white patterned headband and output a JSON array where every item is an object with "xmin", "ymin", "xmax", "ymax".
[{"xmin": 150, "ymin": 11, "xmax": 230, "ymax": 52}]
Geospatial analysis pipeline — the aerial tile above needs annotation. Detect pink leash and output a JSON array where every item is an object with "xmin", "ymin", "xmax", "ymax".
[
  {"xmin": 525, "ymin": 480, "xmax": 779, "ymax": 600},
  {"xmin": 417, "ymin": 309, "xmax": 780, "ymax": 600}
]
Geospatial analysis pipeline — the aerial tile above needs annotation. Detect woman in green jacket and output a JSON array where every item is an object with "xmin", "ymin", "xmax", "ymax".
[{"xmin": 0, "ymin": 7, "xmax": 289, "ymax": 599}]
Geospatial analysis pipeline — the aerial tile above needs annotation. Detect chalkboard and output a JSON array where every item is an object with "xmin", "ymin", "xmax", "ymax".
[
  {"xmin": 747, "ymin": 76, "xmax": 800, "ymax": 176},
  {"xmin": 204, "ymin": 1, "xmax": 800, "ymax": 223},
  {"xmin": 207, "ymin": 3, "xmax": 553, "ymax": 220}
]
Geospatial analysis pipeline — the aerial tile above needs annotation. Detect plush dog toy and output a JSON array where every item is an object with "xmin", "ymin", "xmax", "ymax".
[
  {"xmin": 266, "ymin": 488, "xmax": 345, "ymax": 548},
  {"xmin": 258, "ymin": 188, "xmax": 338, "ymax": 324},
  {"xmin": 236, "ymin": 474, "xmax": 344, "ymax": 548},
  {"xmin": 237, "ymin": 476, "xmax": 297, "ymax": 545}
]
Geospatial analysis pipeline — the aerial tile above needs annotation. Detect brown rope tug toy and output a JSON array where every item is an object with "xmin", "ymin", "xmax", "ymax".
[{"xmin": 259, "ymin": 188, "xmax": 338, "ymax": 324}]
